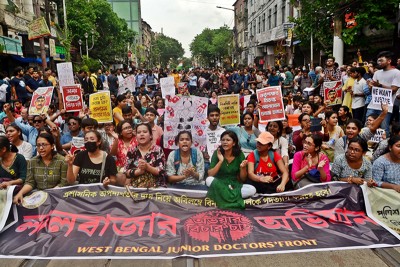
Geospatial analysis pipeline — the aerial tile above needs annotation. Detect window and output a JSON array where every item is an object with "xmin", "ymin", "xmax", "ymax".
[
  {"xmin": 262, "ymin": 13, "xmax": 266, "ymax": 32},
  {"xmin": 258, "ymin": 17, "xmax": 261, "ymax": 33},
  {"xmin": 273, "ymin": 5, "xmax": 277, "ymax": 28},
  {"xmin": 282, "ymin": 0, "xmax": 286, "ymax": 24},
  {"xmin": 253, "ymin": 21, "xmax": 256, "ymax": 36},
  {"xmin": 268, "ymin": 9, "xmax": 272, "ymax": 30}
]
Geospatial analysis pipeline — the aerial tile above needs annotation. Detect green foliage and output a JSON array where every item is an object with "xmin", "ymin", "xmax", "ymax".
[
  {"xmin": 190, "ymin": 26, "xmax": 232, "ymax": 67},
  {"xmin": 64, "ymin": 0, "xmax": 136, "ymax": 63},
  {"xmin": 150, "ymin": 34, "xmax": 185, "ymax": 67},
  {"xmin": 290, "ymin": 0, "xmax": 398, "ymax": 52},
  {"xmin": 80, "ymin": 56, "xmax": 101, "ymax": 72}
]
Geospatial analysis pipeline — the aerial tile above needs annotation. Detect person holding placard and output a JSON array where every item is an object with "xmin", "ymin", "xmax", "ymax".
[{"xmin": 365, "ymin": 51, "xmax": 400, "ymax": 135}]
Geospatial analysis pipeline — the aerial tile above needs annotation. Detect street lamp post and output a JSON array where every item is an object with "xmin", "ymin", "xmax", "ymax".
[
  {"xmin": 78, "ymin": 39, "xmax": 82, "ymax": 58},
  {"xmin": 84, "ymin": 30, "xmax": 95, "ymax": 58}
]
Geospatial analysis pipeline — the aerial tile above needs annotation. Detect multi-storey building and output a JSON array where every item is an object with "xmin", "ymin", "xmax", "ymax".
[
  {"xmin": 141, "ymin": 19, "xmax": 153, "ymax": 68},
  {"xmin": 246, "ymin": 0, "xmax": 296, "ymax": 68},
  {"xmin": 233, "ymin": 0, "xmax": 247, "ymax": 66},
  {"xmin": 108, "ymin": 0, "xmax": 141, "ymax": 38}
]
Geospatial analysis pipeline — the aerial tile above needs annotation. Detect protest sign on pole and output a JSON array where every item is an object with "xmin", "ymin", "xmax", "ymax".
[
  {"xmin": 206, "ymin": 128, "xmax": 225, "ymax": 158},
  {"xmin": 160, "ymin": 77, "xmax": 175, "ymax": 98},
  {"xmin": 56, "ymin": 62, "xmax": 75, "ymax": 89},
  {"xmin": 323, "ymin": 81, "xmax": 342, "ymax": 106},
  {"xmin": 89, "ymin": 91, "xmax": 113, "ymax": 123},
  {"xmin": 257, "ymin": 87, "xmax": 285, "ymax": 123},
  {"xmin": 28, "ymin": 86, "xmax": 53, "ymax": 115},
  {"xmin": 163, "ymin": 95, "xmax": 208, "ymax": 150},
  {"xmin": 62, "ymin": 85, "xmax": 83, "ymax": 112},
  {"xmin": 218, "ymin": 94, "xmax": 240, "ymax": 126}
]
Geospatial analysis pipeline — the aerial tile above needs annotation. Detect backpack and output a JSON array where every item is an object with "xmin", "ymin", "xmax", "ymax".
[
  {"xmin": 96, "ymin": 76, "xmax": 104, "ymax": 91},
  {"xmin": 252, "ymin": 149, "xmax": 275, "ymax": 171},
  {"xmin": 174, "ymin": 148, "xmax": 197, "ymax": 174}
]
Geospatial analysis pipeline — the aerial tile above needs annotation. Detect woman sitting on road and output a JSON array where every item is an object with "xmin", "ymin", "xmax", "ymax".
[
  {"xmin": 266, "ymin": 120, "xmax": 289, "ymax": 168},
  {"xmin": 13, "ymin": 133, "xmax": 67, "ymax": 205},
  {"xmin": 247, "ymin": 132, "xmax": 290, "ymax": 194},
  {"xmin": 372, "ymin": 135, "xmax": 400, "ymax": 193},
  {"xmin": 331, "ymin": 136, "xmax": 372, "ymax": 185},
  {"xmin": 65, "ymin": 130, "xmax": 118, "ymax": 186},
  {"xmin": 321, "ymin": 111, "xmax": 344, "ymax": 162},
  {"xmin": 166, "ymin": 130, "xmax": 206, "ymax": 189},
  {"xmin": 206, "ymin": 130, "xmax": 256, "ymax": 209},
  {"xmin": 0, "ymin": 136, "xmax": 27, "ymax": 193},
  {"xmin": 6, "ymin": 124, "xmax": 33, "ymax": 160},
  {"xmin": 125, "ymin": 123, "xmax": 166, "ymax": 188},
  {"xmin": 292, "ymin": 113, "xmax": 323, "ymax": 152},
  {"xmin": 291, "ymin": 134, "xmax": 331, "ymax": 188},
  {"xmin": 110, "ymin": 120, "xmax": 137, "ymax": 171}
]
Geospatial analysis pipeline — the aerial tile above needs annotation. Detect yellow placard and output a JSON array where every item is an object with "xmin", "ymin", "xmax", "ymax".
[
  {"xmin": 218, "ymin": 94, "xmax": 240, "ymax": 126},
  {"xmin": 89, "ymin": 91, "xmax": 113, "ymax": 123}
]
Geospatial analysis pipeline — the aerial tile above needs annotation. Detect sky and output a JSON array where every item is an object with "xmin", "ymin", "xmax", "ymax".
[{"xmin": 141, "ymin": 0, "xmax": 235, "ymax": 58}]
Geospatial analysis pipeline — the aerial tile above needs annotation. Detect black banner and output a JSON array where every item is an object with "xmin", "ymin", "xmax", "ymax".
[{"xmin": 0, "ymin": 182, "xmax": 398, "ymax": 259}]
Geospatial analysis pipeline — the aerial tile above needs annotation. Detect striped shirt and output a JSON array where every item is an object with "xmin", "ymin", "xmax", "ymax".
[{"xmin": 25, "ymin": 153, "xmax": 67, "ymax": 190}]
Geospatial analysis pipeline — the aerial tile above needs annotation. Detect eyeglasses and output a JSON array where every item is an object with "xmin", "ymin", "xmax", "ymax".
[
  {"xmin": 37, "ymin": 143, "xmax": 50, "ymax": 148},
  {"xmin": 67, "ymin": 122, "xmax": 77, "ymax": 126},
  {"xmin": 348, "ymin": 147, "xmax": 362, "ymax": 153},
  {"xmin": 34, "ymin": 120, "xmax": 43, "ymax": 123},
  {"xmin": 302, "ymin": 119, "xmax": 311, "ymax": 122}
]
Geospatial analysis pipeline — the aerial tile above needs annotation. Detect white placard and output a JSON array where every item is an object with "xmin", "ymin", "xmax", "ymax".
[
  {"xmin": 160, "ymin": 77, "xmax": 175, "ymax": 98},
  {"xmin": 57, "ymin": 62, "xmax": 74, "ymax": 88}
]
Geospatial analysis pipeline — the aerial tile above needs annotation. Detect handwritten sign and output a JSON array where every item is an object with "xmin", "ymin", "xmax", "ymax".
[
  {"xmin": 206, "ymin": 128, "xmax": 225, "ymax": 158},
  {"xmin": 62, "ymin": 85, "xmax": 83, "ymax": 112},
  {"xmin": 371, "ymin": 87, "xmax": 393, "ymax": 106},
  {"xmin": 218, "ymin": 94, "xmax": 240, "ymax": 126},
  {"xmin": 257, "ymin": 87, "xmax": 285, "ymax": 123},
  {"xmin": 28, "ymin": 86, "xmax": 53, "ymax": 115},
  {"xmin": 163, "ymin": 96, "xmax": 208, "ymax": 151},
  {"xmin": 160, "ymin": 77, "xmax": 175, "ymax": 98},
  {"xmin": 323, "ymin": 81, "xmax": 342, "ymax": 106},
  {"xmin": 370, "ymin": 129, "xmax": 385, "ymax": 143},
  {"xmin": 28, "ymin": 17, "xmax": 50, "ymax": 40},
  {"xmin": 57, "ymin": 62, "xmax": 75, "ymax": 89},
  {"xmin": 89, "ymin": 91, "xmax": 113, "ymax": 123}
]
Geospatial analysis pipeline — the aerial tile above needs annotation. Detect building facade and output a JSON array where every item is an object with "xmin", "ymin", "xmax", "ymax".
[
  {"xmin": 246, "ymin": 0, "xmax": 296, "ymax": 69},
  {"xmin": 233, "ymin": 0, "xmax": 247, "ymax": 66}
]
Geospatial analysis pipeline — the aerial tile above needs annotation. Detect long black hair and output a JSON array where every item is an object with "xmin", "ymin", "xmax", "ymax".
[
  {"xmin": 220, "ymin": 130, "xmax": 241, "ymax": 157},
  {"xmin": 0, "ymin": 136, "xmax": 18, "ymax": 153}
]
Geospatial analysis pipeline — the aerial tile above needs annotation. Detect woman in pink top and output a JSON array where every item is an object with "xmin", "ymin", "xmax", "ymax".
[
  {"xmin": 110, "ymin": 120, "xmax": 137, "ymax": 170},
  {"xmin": 291, "ymin": 134, "xmax": 330, "ymax": 189}
]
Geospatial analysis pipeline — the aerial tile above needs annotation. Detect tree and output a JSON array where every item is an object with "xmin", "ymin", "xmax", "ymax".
[
  {"xmin": 57, "ymin": 0, "xmax": 136, "ymax": 63},
  {"xmin": 190, "ymin": 26, "xmax": 232, "ymax": 67},
  {"xmin": 290, "ymin": 0, "xmax": 399, "ymax": 54},
  {"xmin": 150, "ymin": 34, "xmax": 185, "ymax": 67}
]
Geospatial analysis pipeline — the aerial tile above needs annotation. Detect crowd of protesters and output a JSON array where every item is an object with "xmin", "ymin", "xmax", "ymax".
[{"xmin": 0, "ymin": 50, "xmax": 399, "ymax": 209}]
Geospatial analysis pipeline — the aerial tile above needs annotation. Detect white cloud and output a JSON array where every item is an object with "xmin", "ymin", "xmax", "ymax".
[{"xmin": 141, "ymin": 0, "xmax": 235, "ymax": 57}]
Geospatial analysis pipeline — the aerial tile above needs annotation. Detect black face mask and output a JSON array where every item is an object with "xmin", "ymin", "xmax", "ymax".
[{"xmin": 84, "ymin": 141, "xmax": 98, "ymax": 153}]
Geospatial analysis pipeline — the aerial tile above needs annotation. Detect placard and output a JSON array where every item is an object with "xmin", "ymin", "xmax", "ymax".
[
  {"xmin": 206, "ymin": 128, "xmax": 225, "ymax": 158},
  {"xmin": 163, "ymin": 95, "xmax": 208, "ymax": 150},
  {"xmin": 70, "ymin": 137, "xmax": 85, "ymax": 155},
  {"xmin": 257, "ymin": 87, "xmax": 285, "ymax": 123},
  {"xmin": 28, "ymin": 17, "xmax": 50, "ymax": 40},
  {"xmin": 118, "ymin": 75, "xmax": 136, "ymax": 95},
  {"xmin": 160, "ymin": 77, "xmax": 176, "ymax": 98},
  {"xmin": 28, "ymin": 86, "xmax": 53, "ymax": 115},
  {"xmin": 371, "ymin": 87, "xmax": 393, "ymax": 106},
  {"xmin": 218, "ymin": 94, "xmax": 240, "ymax": 126},
  {"xmin": 177, "ymin": 82, "xmax": 189, "ymax": 95},
  {"xmin": 62, "ymin": 85, "xmax": 83, "ymax": 112},
  {"xmin": 89, "ymin": 91, "xmax": 113, "ymax": 123},
  {"xmin": 323, "ymin": 81, "xmax": 342, "ymax": 106},
  {"xmin": 369, "ymin": 129, "xmax": 385, "ymax": 143},
  {"xmin": 57, "ymin": 62, "xmax": 75, "ymax": 89}
]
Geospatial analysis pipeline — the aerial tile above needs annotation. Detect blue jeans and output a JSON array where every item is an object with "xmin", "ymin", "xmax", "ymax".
[{"xmin": 365, "ymin": 108, "xmax": 391, "ymax": 136}]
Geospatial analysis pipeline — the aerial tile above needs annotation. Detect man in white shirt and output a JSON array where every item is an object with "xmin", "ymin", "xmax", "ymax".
[{"xmin": 365, "ymin": 51, "xmax": 400, "ymax": 134}]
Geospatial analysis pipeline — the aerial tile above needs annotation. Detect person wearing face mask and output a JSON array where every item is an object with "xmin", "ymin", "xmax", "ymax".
[{"xmin": 65, "ymin": 130, "xmax": 118, "ymax": 186}]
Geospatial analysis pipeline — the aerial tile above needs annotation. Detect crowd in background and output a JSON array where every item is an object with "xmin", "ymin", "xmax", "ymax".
[{"xmin": 0, "ymin": 50, "xmax": 399, "ymax": 209}]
